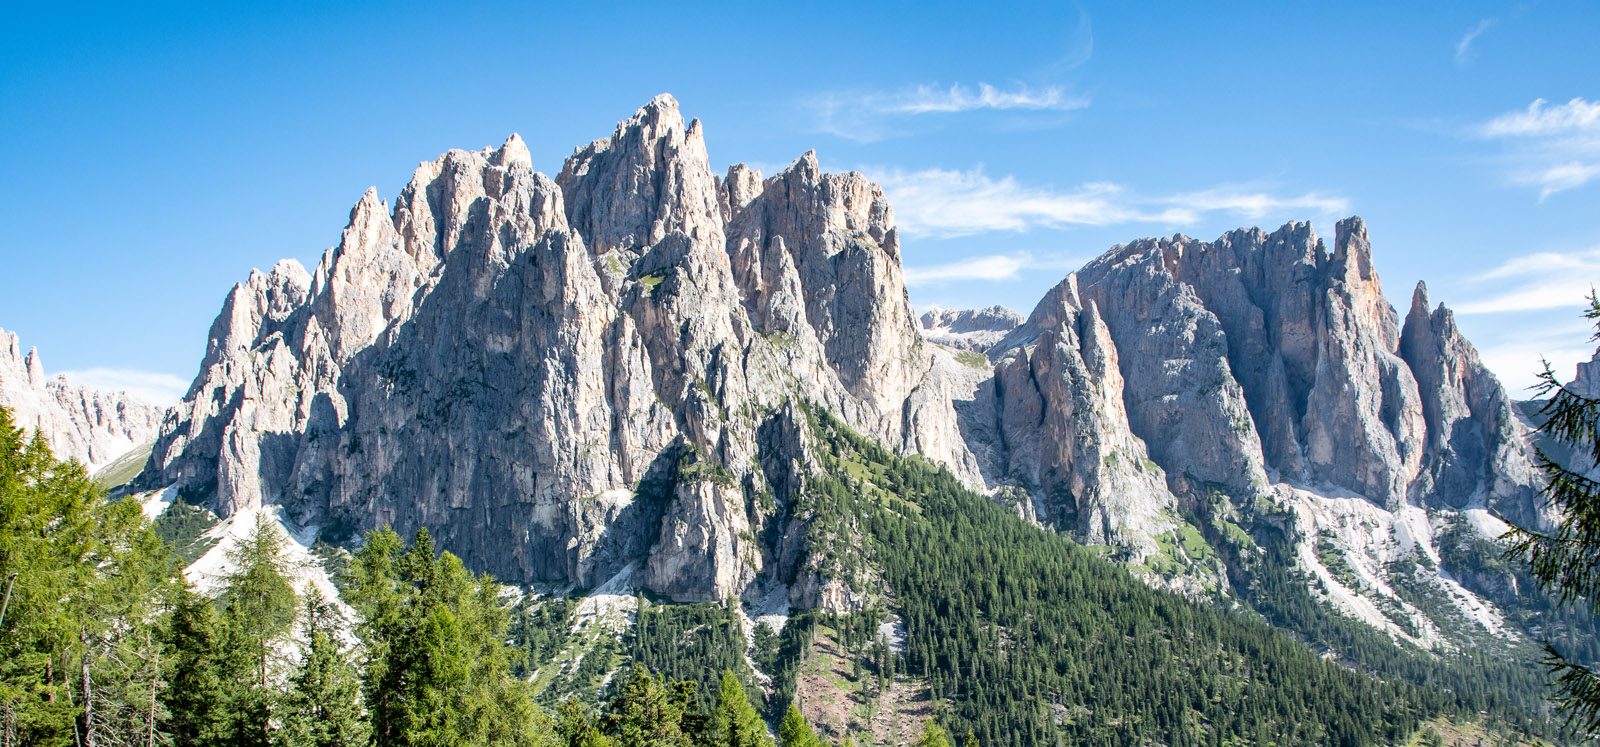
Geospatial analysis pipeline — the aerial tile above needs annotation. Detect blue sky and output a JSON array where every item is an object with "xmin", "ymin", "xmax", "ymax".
[{"xmin": 2, "ymin": 1, "xmax": 1597, "ymax": 403}]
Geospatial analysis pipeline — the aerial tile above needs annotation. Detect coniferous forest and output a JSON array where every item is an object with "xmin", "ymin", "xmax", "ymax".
[{"xmin": 0, "ymin": 399, "xmax": 1581, "ymax": 746}]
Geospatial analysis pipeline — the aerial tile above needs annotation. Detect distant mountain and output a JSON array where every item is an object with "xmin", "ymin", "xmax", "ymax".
[
  {"xmin": 0, "ymin": 326, "xmax": 165, "ymax": 470},
  {"xmin": 132, "ymin": 94, "xmax": 1573, "ymax": 691},
  {"xmin": 919, "ymin": 305, "xmax": 1022, "ymax": 352}
]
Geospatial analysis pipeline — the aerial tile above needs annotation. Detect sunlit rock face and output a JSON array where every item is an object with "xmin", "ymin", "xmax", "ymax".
[
  {"xmin": 0, "ymin": 327, "xmax": 165, "ymax": 470},
  {"xmin": 140, "ymin": 94, "xmax": 1539, "ymax": 627},
  {"xmin": 140, "ymin": 95, "xmax": 977, "ymax": 604}
]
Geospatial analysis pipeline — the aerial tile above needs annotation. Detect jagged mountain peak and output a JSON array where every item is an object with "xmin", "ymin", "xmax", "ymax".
[
  {"xmin": 0, "ymin": 326, "xmax": 166, "ymax": 470},
  {"xmin": 138, "ymin": 95, "xmax": 976, "ymax": 605},
  {"xmin": 131, "ymin": 97, "xmax": 1542, "ymax": 660}
]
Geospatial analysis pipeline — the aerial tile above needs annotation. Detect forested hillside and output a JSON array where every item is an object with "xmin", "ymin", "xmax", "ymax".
[
  {"xmin": 0, "ymin": 399, "xmax": 1578, "ymax": 746},
  {"xmin": 788, "ymin": 404, "xmax": 1573, "ymax": 746}
]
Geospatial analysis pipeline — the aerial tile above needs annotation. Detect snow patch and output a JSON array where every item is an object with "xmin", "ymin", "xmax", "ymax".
[
  {"xmin": 572, "ymin": 563, "xmax": 639, "ymax": 634},
  {"xmin": 183, "ymin": 504, "xmax": 350, "ymax": 622},
  {"xmin": 136, "ymin": 484, "xmax": 177, "ymax": 522},
  {"xmin": 1464, "ymin": 508, "xmax": 1511, "ymax": 540}
]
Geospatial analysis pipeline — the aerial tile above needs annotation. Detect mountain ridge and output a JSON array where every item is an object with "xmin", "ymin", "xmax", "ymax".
[
  {"xmin": 0, "ymin": 326, "xmax": 166, "ymax": 470},
  {"xmin": 132, "ymin": 94, "xmax": 1555, "ymax": 660}
]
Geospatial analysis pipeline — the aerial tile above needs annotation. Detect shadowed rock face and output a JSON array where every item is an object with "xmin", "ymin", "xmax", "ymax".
[
  {"xmin": 139, "ymin": 95, "xmax": 974, "ymax": 603},
  {"xmin": 992, "ymin": 218, "xmax": 1540, "ymax": 543},
  {"xmin": 0, "ymin": 327, "xmax": 166, "ymax": 470},
  {"xmin": 138, "ymin": 94, "xmax": 1540, "ymax": 606}
]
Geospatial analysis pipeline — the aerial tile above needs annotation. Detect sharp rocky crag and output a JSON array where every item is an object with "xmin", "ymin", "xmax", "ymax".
[{"xmin": 134, "ymin": 95, "xmax": 1548, "ymax": 651}]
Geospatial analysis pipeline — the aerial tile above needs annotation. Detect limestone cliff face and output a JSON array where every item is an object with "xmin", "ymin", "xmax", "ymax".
[
  {"xmin": 1399, "ymin": 282, "xmax": 1541, "ymax": 524},
  {"xmin": 138, "ymin": 95, "xmax": 1538, "ymax": 625},
  {"xmin": 982, "ymin": 216, "xmax": 1538, "ymax": 602},
  {"xmin": 992, "ymin": 282, "xmax": 1173, "ymax": 556},
  {"xmin": 0, "ymin": 327, "xmax": 166, "ymax": 469},
  {"xmin": 140, "ymin": 95, "xmax": 977, "ymax": 605},
  {"xmin": 1569, "ymin": 348, "xmax": 1600, "ymax": 398}
]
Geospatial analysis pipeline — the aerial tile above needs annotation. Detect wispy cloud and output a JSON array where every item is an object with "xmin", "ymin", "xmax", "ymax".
[
  {"xmin": 812, "ymin": 83, "xmax": 1089, "ymax": 142},
  {"xmin": 58, "ymin": 368, "xmax": 188, "ymax": 406},
  {"xmin": 1157, "ymin": 188, "xmax": 1350, "ymax": 224},
  {"xmin": 1481, "ymin": 97, "xmax": 1600, "ymax": 137},
  {"xmin": 1476, "ymin": 327, "xmax": 1595, "ymax": 394},
  {"xmin": 1475, "ymin": 98, "xmax": 1600, "ymax": 198},
  {"xmin": 1454, "ymin": 245, "xmax": 1600, "ymax": 314},
  {"xmin": 906, "ymin": 255, "xmax": 1031, "ymax": 286},
  {"xmin": 867, "ymin": 166, "xmax": 1348, "ymax": 238},
  {"xmin": 904, "ymin": 251, "xmax": 1085, "ymax": 287},
  {"xmin": 1455, "ymin": 18, "xmax": 1496, "ymax": 65}
]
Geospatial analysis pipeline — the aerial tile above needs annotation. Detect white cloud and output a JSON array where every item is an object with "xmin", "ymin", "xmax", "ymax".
[
  {"xmin": 868, "ymin": 166, "xmax": 1348, "ymax": 238},
  {"xmin": 1526, "ymin": 162, "xmax": 1600, "ymax": 200},
  {"xmin": 1480, "ymin": 98, "xmax": 1600, "ymax": 137},
  {"xmin": 903, "ymin": 251, "xmax": 1086, "ymax": 287},
  {"xmin": 58, "ymin": 368, "xmax": 188, "ymax": 406},
  {"xmin": 813, "ymin": 83, "xmax": 1089, "ymax": 142},
  {"xmin": 1161, "ymin": 188, "xmax": 1350, "ymax": 221},
  {"xmin": 905, "ymin": 255, "xmax": 1031, "ymax": 286},
  {"xmin": 1478, "ymin": 338, "xmax": 1594, "ymax": 395},
  {"xmin": 1454, "ymin": 246, "xmax": 1600, "ymax": 314},
  {"xmin": 881, "ymin": 83, "xmax": 1083, "ymax": 114},
  {"xmin": 1455, "ymin": 18, "xmax": 1495, "ymax": 65},
  {"xmin": 1476, "ymin": 98, "xmax": 1600, "ymax": 198}
]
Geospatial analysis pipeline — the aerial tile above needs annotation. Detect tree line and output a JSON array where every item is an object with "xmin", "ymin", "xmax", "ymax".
[{"xmin": 0, "ymin": 402, "xmax": 940, "ymax": 747}]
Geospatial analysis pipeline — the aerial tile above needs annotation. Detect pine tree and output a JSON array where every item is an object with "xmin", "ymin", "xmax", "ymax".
[
  {"xmin": 218, "ymin": 514, "xmax": 299, "ymax": 747},
  {"xmin": 161, "ymin": 584, "xmax": 230, "ymax": 747},
  {"xmin": 776, "ymin": 704, "xmax": 819, "ymax": 747},
  {"xmin": 0, "ymin": 402, "xmax": 176, "ymax": 747},
  {"xmin": 912, "ymin": 720, "xmax": 952, "ymax": 747},
  {"xmin": 277, "ymin": 590, "xmax": 366, "ymax": 747},
  {"xmin": 1508, "ymin": 291, "xmax": 1600, "ymax": 734},
  {"xmin": 709, "ymin": 670, "xmax": 770, "ymax": 747}
]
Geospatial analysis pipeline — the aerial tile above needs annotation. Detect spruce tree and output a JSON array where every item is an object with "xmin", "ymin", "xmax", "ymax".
[
  {"xmin": 277, "ymin": 590, "xmax": 366, "ymax": 747},
  {"xmin": 161, "ymin": 584, "xmax": 230, "ymax": 747},
  {"xmin": 218, "ymin": 514, "xmax": 299, "ymax": 747},
  {"xmin": 776, "ymin": 704, "xmax": 819, "ymax": 747},
  {"xmin": 1508, "ymin": 291, "xmax": 1600, "ymax": 734},
  {"xmin": 601, "ymin": 665, "xmax": 692, "ymax": 747},
  {"xmin": 709, "ymin": 671, "xmax": 770, "ymax": 747},
  {"xmin": 350, "ymin": 527, "xmax": 539, "ymax": 747},
  {"xmin": 557, "ymin": 698, "xmax": 612, "ymax": 747}
]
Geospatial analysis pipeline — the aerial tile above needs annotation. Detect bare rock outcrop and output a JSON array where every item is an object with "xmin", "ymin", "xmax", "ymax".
[
  {"xmin": 1399, "ymin": 282, "xmax": 1540, "ymax": 524},
  {"xmin": 139, "ymin": 96, "xmax": 980, "ymax": 606},
  {"xmin": 0, "ymin": 327, "xmax": 166, "ymax": 469},
  {"xmin": 133, "ymin": 93, "xmax": 1539, "ymax": 633}
]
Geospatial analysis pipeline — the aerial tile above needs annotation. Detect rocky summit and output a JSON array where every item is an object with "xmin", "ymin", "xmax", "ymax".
[
  {"xmin": 0, "ymin": 326, "xmax": 166, "ymax": 470},
  {"xmin": 137, "ymin": 95, "xmax": 1543, "ymax": 647}
]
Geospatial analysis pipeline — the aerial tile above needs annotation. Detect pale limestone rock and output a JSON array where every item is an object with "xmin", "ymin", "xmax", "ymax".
[
  {"xmin": 0, "ymin": 328, "xmax": 166, "ymax": 469},
  {"xmin": 1399, "ymin": 282, "xmax": 1541, "ymax": 525},
  {"xmin": 141, "ymin": 95, "xmax": 981, "ymax": 606},
  {"xmin": 919, "ymin": 305, "xmax": 1023, "ymax": 353},
  {"xmin": 994, "ymin": 294, "xmax": 1173, "ymax": 556},
  {"xmin": 133, "ymin": 92, "xmax": 1537, "ymax": 625}
]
